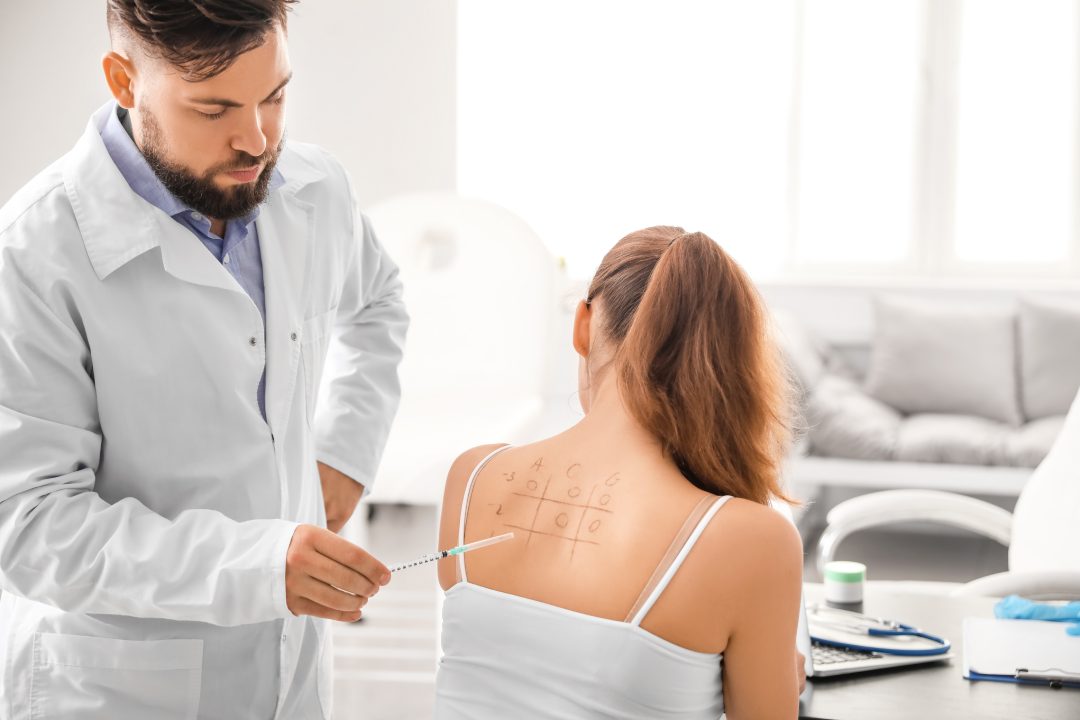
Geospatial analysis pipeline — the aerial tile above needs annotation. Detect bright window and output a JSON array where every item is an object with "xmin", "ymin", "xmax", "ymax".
[
  {"xmin": 458, "ymin": 1, "xmax": 796, "ymax": 279},
  {"xmin": 458, "ymin": 1, "xmax": 1080, "ymax": 280},
  {"xmin": 952, "ymin": 0, "xmax": 1076, "ymax": 266},
  {"xmin": 791, "ymin": 0, "xmax": 922, "ymax": 266}
]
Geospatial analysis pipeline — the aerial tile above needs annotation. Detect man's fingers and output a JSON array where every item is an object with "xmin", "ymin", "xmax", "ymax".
[
  {"xmin": 289, "ymin": 595, "xmax": 363, "ymax": 623},
  {"xmin": 285, "ymin": 525, "xmax": 390, "ymax": 622},
  {"xmin": 296, "ymin": 574, "xmax": 367, "ymax": 613},
  {"xmin": 306, "ymin": 548, "xmax": 380, "ymax": 598},
  {"xmin": 312, "ymin": 527, "xmax": 391, "ymax": 586}
]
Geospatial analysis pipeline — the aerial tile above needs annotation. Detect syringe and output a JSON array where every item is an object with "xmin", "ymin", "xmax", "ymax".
[{"xmin": 389, "ymin": 532, "xmax": 515, "ymax": 573}]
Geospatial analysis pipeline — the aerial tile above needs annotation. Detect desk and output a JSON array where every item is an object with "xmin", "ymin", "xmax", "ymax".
[{"xmin": 798, "ymin": 583, "xmax": 1080, "ymax": 720}]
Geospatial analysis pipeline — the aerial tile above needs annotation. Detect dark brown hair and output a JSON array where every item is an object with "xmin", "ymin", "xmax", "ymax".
[
  {"xmin": 107, "ymin": 0, "xmax": 297, "ymax": 80},
  {"xmin": 586, "ymin": 226, "xmax": 795, "ymax": 505}
]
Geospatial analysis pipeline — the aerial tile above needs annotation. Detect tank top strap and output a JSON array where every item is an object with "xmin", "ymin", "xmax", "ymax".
[
  {"xmin": 456, "ymin": 444, "xmax": 513, "ymax": 583},
  {"xmin": 626, "ymin": 494, "xmax": 732, "ymax": 626}
]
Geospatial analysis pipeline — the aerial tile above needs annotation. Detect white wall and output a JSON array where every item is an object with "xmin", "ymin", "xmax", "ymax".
[
  {"xmin": 286, "ymin": 1, "xmax": 456, "ymax": 207},
  {"xmin": 0, "ymin": 1, "xmax": 457, "ymax": 208},
  {"xmin": 0, "ymin": 3, "xmax": 112, "ymax": 204}
]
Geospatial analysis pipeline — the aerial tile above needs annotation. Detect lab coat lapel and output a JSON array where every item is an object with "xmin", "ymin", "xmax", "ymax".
[
  {"xmin": 155, "ymin": 215, "xmax": 246, "ymax": 293},
  {"xmin": 258, "ymin": 188, "xmax": 312, "ymax": 440},
  {"xmin": 66, "ymin": 103, "xmax": 249, "ymax": 294}
]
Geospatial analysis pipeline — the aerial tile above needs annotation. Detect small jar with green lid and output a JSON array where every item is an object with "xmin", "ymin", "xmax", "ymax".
[{"xmin": 823, "ymin": 560, "xmax": 866, "ymax": 603}]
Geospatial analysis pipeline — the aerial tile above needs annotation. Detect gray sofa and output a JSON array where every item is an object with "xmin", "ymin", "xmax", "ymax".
[{"xmin": 761, "ymin": 282, "xmax": 1080, "ymax": 526}]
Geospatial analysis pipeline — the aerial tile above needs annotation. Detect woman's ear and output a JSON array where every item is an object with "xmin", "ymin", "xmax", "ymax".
[{"xmin": 572, "ymin": 300, "xmax": 592, "ymax": 358}]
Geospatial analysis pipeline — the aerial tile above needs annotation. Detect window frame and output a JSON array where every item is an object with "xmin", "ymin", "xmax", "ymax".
[{"xmin": 783, "ymin": 0, "xmax": 1080, "ymax": 282}]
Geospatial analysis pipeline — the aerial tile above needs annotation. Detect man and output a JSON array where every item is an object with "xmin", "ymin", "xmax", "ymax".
[{"xmin": 0, "ymin": 1, "xmax": 407, "ymax": 717}]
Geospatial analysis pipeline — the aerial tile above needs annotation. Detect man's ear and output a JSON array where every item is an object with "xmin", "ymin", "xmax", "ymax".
[
  {"xmin": 102, "ymin": 51, "xmax": 137, "ymax": 109},
  {"xmin": 572, "ymin": 300, "xmax": 592, "ymax": 358}
]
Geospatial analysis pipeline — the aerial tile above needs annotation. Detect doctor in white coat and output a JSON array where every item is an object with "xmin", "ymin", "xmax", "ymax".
[{"xmin": 0, "ymin": 1, "xmax": 407, "ymax": 718}]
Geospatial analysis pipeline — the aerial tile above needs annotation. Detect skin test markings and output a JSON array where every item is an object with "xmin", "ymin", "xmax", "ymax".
[
  {"xmin": 509, "ymin": 493, "xmax": 613, "ymax": 513},
  {"xmin": 502, "ymin": 472, "xmax": 515, "ymax": 483},
  {"xmin": 570, "ymin": 486, "xmax": 597, "ymax": 562},
  {"xmin": 502, "ymin": 523, "xmax": 600, "ymax": 545},
  {"xmin": 506, "ymin": 464, "xmax": 620, "ymax": 554},
  {"xmin": 524, "ymin": 474, "xmax": 553, "ymax": 546}
]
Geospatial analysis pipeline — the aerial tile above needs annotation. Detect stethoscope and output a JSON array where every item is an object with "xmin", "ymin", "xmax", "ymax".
[{"xmin": 807, "ymin": 604, "xmax": 952, "ymax": 656}]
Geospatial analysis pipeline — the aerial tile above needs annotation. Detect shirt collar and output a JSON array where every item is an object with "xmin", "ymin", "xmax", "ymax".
[
  {"xmin": 68, "ymin": 103, "xmax": 325, "ymax": 281},
  {"xmin": 98, "ymin": 102, "xmax": 286, "ymax": 230}
]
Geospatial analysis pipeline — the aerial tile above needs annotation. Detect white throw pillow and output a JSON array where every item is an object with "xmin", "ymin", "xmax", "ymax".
[
  {"xmin": 863, "ymin": 297, "xmax": 1022, "ymax": 426},
  {"xmin": 1018, "ymin": 298, "xmax": 1080, "ymax": 420}
]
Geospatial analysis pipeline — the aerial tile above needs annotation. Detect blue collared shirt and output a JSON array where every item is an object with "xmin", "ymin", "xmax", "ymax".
[{"xmin": 99, "ymin": 103, "xmax": 283, "ymax": 420}]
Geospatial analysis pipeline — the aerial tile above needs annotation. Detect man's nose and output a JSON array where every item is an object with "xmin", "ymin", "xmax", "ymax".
[{"xmin": 232, "ymin": 111, "xmax": 268, "ymax": 160}]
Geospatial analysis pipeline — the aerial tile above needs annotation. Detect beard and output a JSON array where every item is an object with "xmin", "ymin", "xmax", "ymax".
[{"xmin": 139, "ymin": 109, "xmax": 285, "ymax": 222}]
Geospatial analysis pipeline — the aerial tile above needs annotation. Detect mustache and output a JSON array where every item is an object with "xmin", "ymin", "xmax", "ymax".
[
  {"xmin": 207, "ymin": 136, "xmax": 286, "ymax": 175},
  {"xmin": 209, "ymin": 153, "xmax": 270, "ymax": 175}
]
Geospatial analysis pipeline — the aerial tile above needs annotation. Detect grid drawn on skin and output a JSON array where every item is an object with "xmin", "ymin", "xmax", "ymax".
[
  {"xmin": 503, "ymin": 465, "xmax": 618, "ymax": 558},
  {"xmin": 569, "ymin": 486, "xmax": 597, "ymax": 561}
]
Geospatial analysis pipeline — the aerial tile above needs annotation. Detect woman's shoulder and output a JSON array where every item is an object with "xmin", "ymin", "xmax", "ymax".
[
  {"xmin": 683, "ymin": 495, "xmax": 803, "ymax": 605},
  {"xmin": 637, "ymin": 493, "xmax": 803, "ymax": 652},
  {"xmin": 711, "ymin": 497, "xmax": 802, "ymax": 545},
  {"xmin": 703, "ymin": 496, "xmax": 803, "ymax": 567},
  {"xmin": 437, "ymin": 443, "xmax": 511, "ymax": 589},
  {"xmin": 447, "ymin": 443, "xmax": 511, "ymax": 484}
]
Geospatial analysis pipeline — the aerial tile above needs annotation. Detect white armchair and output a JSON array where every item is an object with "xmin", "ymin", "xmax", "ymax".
[
  {"xmin": 358, "ymin": 192, "xmax": 562, "ymax": 505},
  {"xmin": 817, "ymin": 390, "xmax": 1080, "ymax": 600}
]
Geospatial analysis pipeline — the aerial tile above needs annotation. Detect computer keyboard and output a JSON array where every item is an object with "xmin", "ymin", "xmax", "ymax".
[{"xmin": 811, "ymin": 643, "xmax": 881, "ymax": 665}]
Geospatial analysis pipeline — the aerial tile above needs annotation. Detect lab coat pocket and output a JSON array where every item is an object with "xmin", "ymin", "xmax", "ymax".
[
  {"xmin": 301, "ymin": 308, "xmax": 337, "ymax": 426},
  {"xmin": 30, "ymin": 632, "xmax": 203, "ymax": 720}
]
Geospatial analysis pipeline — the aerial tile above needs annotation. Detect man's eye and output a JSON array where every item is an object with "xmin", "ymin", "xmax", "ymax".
[
  {"xmin": 266, "ymin": 93, "xmax": 285, "ymax": 105},
  {"xmin": 200, "ymin": 109, "xmax": 227, "ymax": 120}
]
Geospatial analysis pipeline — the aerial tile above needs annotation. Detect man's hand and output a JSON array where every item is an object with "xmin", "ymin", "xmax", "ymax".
[
  {"xmin": 796, "ymin": 650, "xmax": 807, "ymax": 694},
  {"xmin": 285, "ymin": 524, "xmax": 390, "ymax": 622},
  {"xmin": 318, "ymin": 461, "xmax": 364, "ymax": 533}
]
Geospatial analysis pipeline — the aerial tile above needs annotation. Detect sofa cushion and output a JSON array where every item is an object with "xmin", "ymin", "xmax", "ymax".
[
  {"xmin": 806, "ymin": 375, "xmax": 900, "ymax": 460},
  {"xmin": 1019, "ymin": 298, "xmax": 1080, "ymax": 420},
  {"xmin": 895, "ymin": 414, "xmax": 1008, "ymax": 466},
  {"xmin": 864, "ymin": 297, "xmax": 1022, "ymax": 426},
  {"xmin": 1005, "ymin": 415, "xmax": 1066, "ymax": 468}
]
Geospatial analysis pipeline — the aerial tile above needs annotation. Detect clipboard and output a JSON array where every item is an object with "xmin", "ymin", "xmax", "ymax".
[{"xmin": 963, "ymin": 618, "xmax": 1080, "ymax": 690}]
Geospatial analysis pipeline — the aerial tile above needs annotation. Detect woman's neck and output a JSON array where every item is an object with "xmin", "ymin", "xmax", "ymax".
[{"xmin": 572, "ymin": 374, "xmax": 665, "ymax": 459}]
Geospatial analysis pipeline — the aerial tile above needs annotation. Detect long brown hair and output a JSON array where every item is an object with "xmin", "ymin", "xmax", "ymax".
[{"xmin": 586, "ymin": 226, "xmax": 795, "ymax": 505}]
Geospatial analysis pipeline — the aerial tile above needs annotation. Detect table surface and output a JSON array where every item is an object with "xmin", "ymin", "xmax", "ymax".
[{"xmin": 798, "ymin": 583, "xmax": 1080, "ymax": 720}]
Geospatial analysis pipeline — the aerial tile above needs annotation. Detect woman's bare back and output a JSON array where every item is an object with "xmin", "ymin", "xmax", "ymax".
[{"xmin": 438, "ymin": 429, "xmax": 795, "ymax": 655}]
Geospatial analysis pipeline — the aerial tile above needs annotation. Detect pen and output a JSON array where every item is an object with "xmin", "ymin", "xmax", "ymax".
[
  {"xmin": 389, "ymin": 532, "xmax": 515, "ymax": 572},
  {"xmin": 1015, "ymin": 668, "xmax": 1080, "ymax": 689}
]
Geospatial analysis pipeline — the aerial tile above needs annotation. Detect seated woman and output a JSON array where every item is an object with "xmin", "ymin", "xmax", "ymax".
[{"xmin": 435, "ymin": 226, "xmax": 803, "ymax": 719}]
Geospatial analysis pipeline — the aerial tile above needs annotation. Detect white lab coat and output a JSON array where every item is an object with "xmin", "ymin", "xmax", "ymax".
[{"xmin": 0, "ymin": 104, "xmax": 408, "ymax": 720}]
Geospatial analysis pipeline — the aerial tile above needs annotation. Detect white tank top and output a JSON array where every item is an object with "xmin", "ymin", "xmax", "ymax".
[{"xmin": 435, "ymin": 445, "xmax": 732, "ymax": 719}]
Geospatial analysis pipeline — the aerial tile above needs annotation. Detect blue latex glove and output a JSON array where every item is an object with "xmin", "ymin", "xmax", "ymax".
[{"xmin": 994, "ymin": 594, "xmax": 1080, "ymax": 636}]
